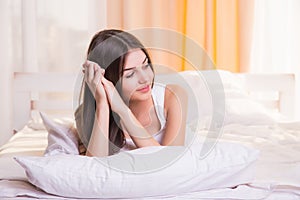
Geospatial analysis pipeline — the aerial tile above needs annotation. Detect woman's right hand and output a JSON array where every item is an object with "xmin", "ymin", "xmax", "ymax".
[{"xmin": 82, "ymin": 60, "xmax": 107, "ymax": 105}]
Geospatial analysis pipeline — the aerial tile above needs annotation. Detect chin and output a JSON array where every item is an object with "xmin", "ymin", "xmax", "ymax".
[{"xmin": 130, "ymin": 91, "xmax": 152, "ymax": 102}]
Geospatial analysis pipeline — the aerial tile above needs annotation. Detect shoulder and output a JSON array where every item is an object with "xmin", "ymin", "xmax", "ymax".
[
  {"xmin": 164, "ymin": 84, "xmax": 188, "ymax": 110},
  {"xmin": 165, "ymin": 84, "xmax": 187, "ymax": 99}
]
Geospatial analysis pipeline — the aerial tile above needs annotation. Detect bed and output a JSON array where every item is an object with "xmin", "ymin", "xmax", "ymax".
[{"xmin": 0, "ymin": 70, "xmax": 299, "ymax": 199}]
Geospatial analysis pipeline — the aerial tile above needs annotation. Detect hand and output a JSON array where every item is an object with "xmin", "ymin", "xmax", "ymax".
[
  {"xmin": 101, "ymin": 76, "xmax": 127, "ymax": 114},
  {"xmin": 82, "ymin": 60, "xmax": 107, "ymax": 105}
]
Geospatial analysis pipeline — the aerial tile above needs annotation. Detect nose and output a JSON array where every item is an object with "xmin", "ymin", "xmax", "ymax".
[{"xmin": 138, "ymin": 70, "xmax": 149, "ymax": 84}]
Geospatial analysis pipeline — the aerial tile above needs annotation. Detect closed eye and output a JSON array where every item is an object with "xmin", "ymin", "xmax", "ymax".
[
  {"xmin": 142, "ymin": 63, "xmax": 151, "ymax": 70},
  {"xmin": 123, "ymin": 57, "xmax": 149, "ymax": 78},
  {"xmin": 125, "ymin": 63, "xmax": 150, "ymax": 78},
  {"xmin": 125, "ymin": 71, "xmax": 135, "ymax": 78}
]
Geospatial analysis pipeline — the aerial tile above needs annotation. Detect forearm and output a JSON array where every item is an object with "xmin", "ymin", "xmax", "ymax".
[
  {"xmin": 119, "ymin": 107, "xmax": 160, "ymax": 148},
  {"xmin": 86, "ymin": 105, "xmax": 110, "ymax": 157}
]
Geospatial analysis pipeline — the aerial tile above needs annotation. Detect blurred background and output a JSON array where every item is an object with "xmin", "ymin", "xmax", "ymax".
[{"xmin": 1, "ymin": 0, "xmax": 300, "ymax": 143}]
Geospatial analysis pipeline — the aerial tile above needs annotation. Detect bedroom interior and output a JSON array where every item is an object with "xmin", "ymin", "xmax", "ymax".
[{"xmin": 0, "ymin": 0, "xmax": 299, "ymax": 199}]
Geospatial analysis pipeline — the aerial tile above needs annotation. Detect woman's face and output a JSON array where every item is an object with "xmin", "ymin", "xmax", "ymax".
[{"xmin": 121, "ymin": 49, "xmax": 154, "ymax": 102}]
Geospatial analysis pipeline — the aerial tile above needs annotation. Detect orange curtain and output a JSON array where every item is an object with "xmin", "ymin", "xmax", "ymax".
[{"xmin": 107, "ymin": 0, "xmax": 254, "ymax": 73}]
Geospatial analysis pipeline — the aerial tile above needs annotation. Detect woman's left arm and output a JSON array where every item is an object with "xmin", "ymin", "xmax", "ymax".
[
  {"xmin": 161, "ymin": 84, "xmax": 188, "ymax": 146},
  {"xmin": 101, "ymin": 77, "xmax": 160, "ymax": 147},
  {"xmin": 102, "ymin": 77, "xmax": 187, "ymax": 147}
]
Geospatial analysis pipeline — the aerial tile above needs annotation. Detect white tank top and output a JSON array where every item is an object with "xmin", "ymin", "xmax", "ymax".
[{"xmin": 120, "ymin": 82, "xmax": 166, "ymax": 151}]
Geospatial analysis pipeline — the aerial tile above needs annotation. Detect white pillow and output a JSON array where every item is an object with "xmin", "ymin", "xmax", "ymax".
[
  {"xmin": 219, "ymin": 70, "xmax": 283, "ymax": 125},
  {"xmin": 40, "ymin": 112, "xmax": 79, "ymax": 156},
  {"xmin": 15, "ymin": 142, "xmax": 259, "ymax": 198},
  {"xmin": 224, "ymin": 99, "xmax": 276, "ymax": 125},
  {"xmin": 157, "ymin": 70, "xmax": 230, "ymax": 124},
  {"xmin": 158, "ymin": 70, "xmax": 283, "ymax": 126}
]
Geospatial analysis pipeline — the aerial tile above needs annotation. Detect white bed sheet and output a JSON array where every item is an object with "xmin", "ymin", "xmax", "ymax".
[
  {"xmin": 0, "ymin": 180, "xmax": 299, "ymax": 200},
  {"xmin": 221, "ymin": 123, "xmax": 300, "ymax": 187},
  {"xmin": 0, "ymin": 121, "xmax": 300, "ymax": 199},
  {"xmin": 0, "ymin": 126, "xmax": 47, "ymax": 158}
]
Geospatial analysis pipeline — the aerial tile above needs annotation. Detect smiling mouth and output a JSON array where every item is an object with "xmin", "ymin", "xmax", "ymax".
[{"xmin": 137, "ymin": 85, "xmax": 150, "ymax": 93}]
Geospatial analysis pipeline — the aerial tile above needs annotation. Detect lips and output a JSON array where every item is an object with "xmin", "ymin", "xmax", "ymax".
[{"xmin": 137, "ymin": 85, "xmax": 150, "ymax": 93}]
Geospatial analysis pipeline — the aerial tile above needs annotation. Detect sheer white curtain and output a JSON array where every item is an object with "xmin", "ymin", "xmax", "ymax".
[
  {"xmin": 0, "ymin": 0, "xmax": 107, "ymax": 145},
  {"xmin": 0, "ymin": 0, "xmax": 13, "ymax": 145},
  {"xmin": 250, "ymin": 0, "xmax": 300, "ymax": 119}
]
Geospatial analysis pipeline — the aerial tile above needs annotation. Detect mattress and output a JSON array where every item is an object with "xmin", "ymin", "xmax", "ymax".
[{"xmin": 0, "ymin": 119, "xmax": 299, "ymax": 199}]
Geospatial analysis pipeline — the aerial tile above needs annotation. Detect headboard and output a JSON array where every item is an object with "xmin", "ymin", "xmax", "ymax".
[
  {"xmin": 12, "ymin": 71, "xmax": 295, "ymax": 131},
  {"xmin": 240, "ymin": 73, "xmax": 295, "ymax": 118},
  {"xmin": 13, "ymin": 72, "xmax": 80, "ymax": 131}
]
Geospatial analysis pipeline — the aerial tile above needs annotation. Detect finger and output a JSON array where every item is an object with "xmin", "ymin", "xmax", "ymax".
[
  {"xmin": 87, "ymin": 64, "xmax": 94, "ymax": 82},
  {"xmin": 101, "ymin": 68, "xmax": 105, "ymax": 75},
  {"xmin": 93, "ymin": 68, "xmax": 102, "ymax": 86},
  {"xmin": 101, "ymin": 77, "xmax": 111, "ymax": 94},
  {"xmin": 86, "ymin": 60, "xmax": 100, "ymax": 68},
  {"xmin": 101, "ymin": 76, "xmax": 108, "ymax": 86},
  {"xmin": 94, "ymin": 64, "xmax": 102, "ymax": 73},
  {"xmin": 85, "ymin": 60, "xmax": 93, "ymax": 65},
  {"xmin": 101, "ymin": 77, "xmax": 115, "ymax": 95},
  {"xmin": 102, "ymin": 76, "xmax": 113, "ymax": 86},
  {"xmin": 82, "ymin": 60, "xmax": 88, "ymax": 68},
  {"xmin": 83, "ymin": 65, "xmax": 90, "ymax": 82}
]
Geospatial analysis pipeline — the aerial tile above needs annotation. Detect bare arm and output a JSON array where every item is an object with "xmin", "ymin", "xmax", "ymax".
[
  {"xmin": 161, "ymin": 85, "xmax": 188, "ymax": 146},
  {"xmin": 119, "ymin": 85, "xmax": 187, "ymax": 147},
  {"xmin": 102, "ymin": 76, "xmax": 187, "ymax": 148},
  {"xmin": 101, "ymin": 77, "xmax": 161, "ymax": 147},
  {"xmin": 83, "ymin": 60, "xmax": 110, "ymax": 157},
  {"xmin": 86, "ymin": 104, "xmax": 110, "ymax": 157},
  {"xmin": 118, "ymin": 107, "xmax": 161, "ymax": 147}
]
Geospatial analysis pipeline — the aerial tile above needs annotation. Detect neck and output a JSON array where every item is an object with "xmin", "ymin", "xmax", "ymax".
[{"xmin": 129, "ymin": 97, "xmax": 153, "ymax": 117}]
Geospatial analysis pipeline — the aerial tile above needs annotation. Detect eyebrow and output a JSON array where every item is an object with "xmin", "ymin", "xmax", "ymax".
[{"xmin": 123, "ymin": 57, "xmax": 148, "ymax": 72}]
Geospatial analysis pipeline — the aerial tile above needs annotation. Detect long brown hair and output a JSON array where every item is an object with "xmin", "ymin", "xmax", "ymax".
[{"xmin": 76, "ymin": 29, "xmax": 154, "ymax": 155}]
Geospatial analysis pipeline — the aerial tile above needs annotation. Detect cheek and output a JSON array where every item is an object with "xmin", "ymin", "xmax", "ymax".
[
  {"xmin": 148, "ymin": 69, "xmax": 154, "ymax": 81},
  {"xmin": 121, "ymin": 78, "xmax": 137, "ymax": 99}
]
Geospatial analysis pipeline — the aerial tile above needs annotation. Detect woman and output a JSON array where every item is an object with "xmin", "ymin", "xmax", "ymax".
[{"xmin": 75, "ymin": 29, "xmax": 187, "ymax": 157}]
